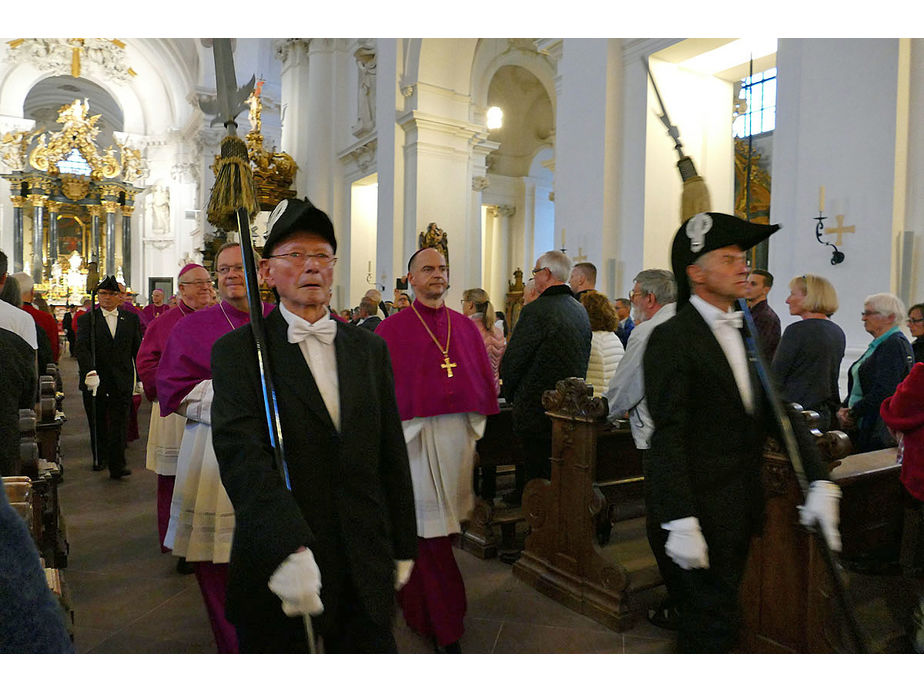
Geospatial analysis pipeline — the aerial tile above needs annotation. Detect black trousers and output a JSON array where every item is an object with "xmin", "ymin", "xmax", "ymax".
[
  {"xmin": 236, "ymin": 579, "xmax": 397, "ymax": 654},
  {"xmin": 642, "ymin": 452, "xmax": 688, "ymax": 612},
  {"xmin": 82, "ymin": 390, "xmax": 130, "ymax": 475}
]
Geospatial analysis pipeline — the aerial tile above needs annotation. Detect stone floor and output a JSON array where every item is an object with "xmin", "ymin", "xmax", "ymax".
[
  {"xmin": 51, "ymin": 352, "xmax": 674, "ymax": 655},
  {"xmin": 44, "ymin": 350, "xmax": 923, "ymax": 660}
]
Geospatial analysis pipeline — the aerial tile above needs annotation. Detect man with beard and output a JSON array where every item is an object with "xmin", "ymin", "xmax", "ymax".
[
  {"xmin": 375, "ymin": 247, "xmax": 499, "ymax": 652},
  {"xmin": 156, "ymin": 243, "xmax": 273, "ymax": 653},
  {"xmin": 211, "ymin": 198, "xmax": 416, "ymax": 652},
  {"xmin": 604, "ymin": 268, "xmax": 678, "ymax": 628},
  {"xmin": 136, "ymin": 263, "xmax": 213, "ymax": 564}
]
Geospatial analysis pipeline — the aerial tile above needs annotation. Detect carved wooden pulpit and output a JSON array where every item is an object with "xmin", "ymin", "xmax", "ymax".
[{"xmin": 512, "ymin": 377, "xmax": 635, "ymax": 631}]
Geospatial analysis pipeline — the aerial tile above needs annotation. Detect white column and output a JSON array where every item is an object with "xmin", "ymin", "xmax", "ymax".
[
  {"xmin": 375, "ymin": 38, "xmax": 404, "ymax": 294},
  {"xmin": 276, "ymin": 39, "xmax": 312, "ymax": 199}
]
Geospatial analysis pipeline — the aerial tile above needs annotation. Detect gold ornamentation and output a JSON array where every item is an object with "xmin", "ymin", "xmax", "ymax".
[
  {"xmin": 244, "ymin": 83, "xmax": 297, "ymax": 210},
  {"xmin": 27, "ymin": 193, "xmax": 47, "ymax": 207},
  {"xmin": 101, "ymin": 200, "xmax": 120, "ymax": 215},
  {"xmin": 61, "ymin": 174, "xmax": 90, "ymax": 201},
  {"xmin": 10, "ymin": 195, "xmax": 25, "ymax": 208},
  {"xmin": 418, "ymin": 222, "xmax": 449, "ymax": 265}
]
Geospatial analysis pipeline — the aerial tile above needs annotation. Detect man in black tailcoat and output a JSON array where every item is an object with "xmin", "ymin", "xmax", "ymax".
[
  {"xmin": 211, "ymin": 198, "xmax": 417, "ymax": 653},
  {"xmin": 643, "ymin": 212, "xmax": 841, "ymax": 653},
  {"xmin": 75, "ymin": 275, "xmax": 142, "ymax": 478}
]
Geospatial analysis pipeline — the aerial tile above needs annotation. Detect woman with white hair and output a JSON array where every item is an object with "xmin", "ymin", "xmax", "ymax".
[{"xmin": 837, "ymin": 292, "xmax": 914, "ymax": 452}]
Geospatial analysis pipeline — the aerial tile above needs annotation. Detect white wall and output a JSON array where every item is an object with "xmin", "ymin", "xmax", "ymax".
[
  {"xmin": 770, "ymin": 38, "xmax": 909, "ymax": 355},
  {"xmin": 349, "ymin": 178, "xmax": 378, "ymax": 309}
]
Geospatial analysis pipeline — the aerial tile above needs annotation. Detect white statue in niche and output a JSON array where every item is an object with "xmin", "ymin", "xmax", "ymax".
[
  {"xmin": 145, "ymin": 184, "xmax": 170, "ymax": 235},
  {"xmin": 352, "ymin": 42, "xmax": 376, "ymax": 137}
]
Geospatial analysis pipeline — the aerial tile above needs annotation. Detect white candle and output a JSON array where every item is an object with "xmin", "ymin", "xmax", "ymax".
[
  {"xmin": 818, "ymin": 186, "xmax": 825, "ymax": 213},
  {"xmin": 561, "ymin": 228, "xmax": 566, "ymax": 248},
  {"xmin": 367, "ymin": 260, "xmax": 372, "ymax": 272}
]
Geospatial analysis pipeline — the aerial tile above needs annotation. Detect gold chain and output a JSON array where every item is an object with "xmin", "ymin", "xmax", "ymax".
[{"xmin": 410, "ymin": 302, "xmax": 452, "ymax": 356}]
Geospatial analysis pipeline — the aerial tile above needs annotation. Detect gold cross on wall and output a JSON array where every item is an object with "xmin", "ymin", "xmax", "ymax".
[
  {"xmin": 572, "ymin": 247, "xmax": 587, "ymax": 263},
  {"xmin": 825, "ymin": 215, "xmax": 855, "ymax": 245}
]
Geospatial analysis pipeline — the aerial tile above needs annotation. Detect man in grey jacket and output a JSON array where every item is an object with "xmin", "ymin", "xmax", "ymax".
[{"xmin": 604, "ymin": 268, "xmax": 678, "ymax": 628}]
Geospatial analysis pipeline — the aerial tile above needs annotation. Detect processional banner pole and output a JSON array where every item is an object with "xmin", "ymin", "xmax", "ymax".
[{"xmin": 204, "ymin": 37, "xmax": 316, "ymax": 654}]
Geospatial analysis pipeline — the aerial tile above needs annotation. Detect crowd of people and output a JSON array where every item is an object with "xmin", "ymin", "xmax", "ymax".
[{"xmin": 2, "ymin": 198, "xmax": 924, "ymax": 654}]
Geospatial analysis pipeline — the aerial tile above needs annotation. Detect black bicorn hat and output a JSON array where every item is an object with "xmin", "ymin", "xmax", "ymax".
[
  {"xmin": 261, "ymin": 197, "xmax": 337, "ymax": 258},
  {"xmin": 671, "ymin": 212, "xmax": 781, "ymax": 307},
  {"xmin": 96, "ymin": 275, "xmax": 120, "ymax": 292}
]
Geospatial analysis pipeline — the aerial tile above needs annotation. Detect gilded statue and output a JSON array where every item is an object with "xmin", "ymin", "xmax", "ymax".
[
  {"xmin": 418, "ymin": 222, "xmax": 449, "ymax": 264},
  {"xmin": 244, "ymin": 84, "xmax": 297, "ymax": 209}
]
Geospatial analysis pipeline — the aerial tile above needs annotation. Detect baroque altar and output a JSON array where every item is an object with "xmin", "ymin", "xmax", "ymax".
[{"xmin": 1, "ymin": 98, "xmax": 146, "ymax": 302}]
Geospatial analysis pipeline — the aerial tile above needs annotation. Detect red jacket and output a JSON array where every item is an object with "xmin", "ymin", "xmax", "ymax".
[
  {"xmin": 881, "ymin": 363, "xmax": 924, "ymax": 501},
  {"xmin": 22, "ymin": 303, "xmax": 59, "ymax": 362}
]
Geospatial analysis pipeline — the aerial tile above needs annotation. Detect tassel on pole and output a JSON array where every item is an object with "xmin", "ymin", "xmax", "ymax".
[
  {"xmin": 206, "ymin": 134, "xmax": 260, "ymax": 232},
  {"xmin": 681, "ymin": 175, "xmax": 712, "ymax": 222}
]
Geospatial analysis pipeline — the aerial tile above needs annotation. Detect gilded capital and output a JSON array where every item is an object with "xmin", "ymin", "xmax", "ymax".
[
  {"xmin": 27, "ymin": 193, "xmax": 47, "ymax": 207},
  {"xmin": 102, "ymin": 200, "xmax": 121, "ymax": 215},
  {"xmin": 46, "ymin": 200, "xmax": 62, "ymax": 213},
  {"xmin": 10, "ymin": 195, "xmax": 25, "ymax": 208},
  {"xmin": 121, "ymin": 205, "xmax": 134, "ymax": 216},
  {"xmin": 88, "ymin": 204, "xmax": 103, "ymax": 217}
]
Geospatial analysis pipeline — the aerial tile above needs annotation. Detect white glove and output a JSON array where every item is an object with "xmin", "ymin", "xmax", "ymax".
[
  {"xmin": 267, "ymin": 549, "xmax": 324, "ymax": 617},
  {"xmin": 84, "ymin": 370, "xmax": 100, "ymax": 395},
  {"xmin": 394, "ymin": 559, "xmax": 414, "ymax": 590},
  {"xmin": 662, "ymin": 516, "xmax": 710, "ymax": 570},
  {"xmin": 798, "ymin": 480, "xmax": 842, "ymax": 552}
]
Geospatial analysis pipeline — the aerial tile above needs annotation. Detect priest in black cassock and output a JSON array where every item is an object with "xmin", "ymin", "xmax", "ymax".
[{"xmin": 643, "ymin": 212, "xmax": 841, "ymax": 653}]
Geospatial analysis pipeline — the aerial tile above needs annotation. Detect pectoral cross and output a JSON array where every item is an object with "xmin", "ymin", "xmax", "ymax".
[
  {"xmin": 826, "ymin": 215, "xmax": 855, "ymax": 245},
  {"xmin": 441, "ymin": 356, "xmax": 458, "ymax": 378}
]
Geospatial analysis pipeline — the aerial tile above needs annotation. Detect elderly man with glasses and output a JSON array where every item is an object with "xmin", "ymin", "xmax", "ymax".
[
  {"xmin": 136, "ymin": 262, "xmax": 214, "ymax": 564},
  {"xmin": 499, "ymin": 250, "xmax": 592, "ymax": 501}
]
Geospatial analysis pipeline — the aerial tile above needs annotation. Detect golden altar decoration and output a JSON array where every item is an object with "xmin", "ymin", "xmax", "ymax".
[{"xmin": 1, "ymin": 98, "xmax": 146, "ymax": 302}]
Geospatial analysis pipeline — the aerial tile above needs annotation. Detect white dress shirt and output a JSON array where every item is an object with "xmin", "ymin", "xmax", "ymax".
[
  {"xmin": 101, "ymin": 308, "xmax": 119, "ymax": 338},
  {"xmin": 0, "ymin": 299, "xmax": 38, "ymax": 349},
  {"xmin": 279, "ymin": 302, "xmax": 340, "ymax": 431},
  {"xmin": 689, "ymin": 295, "xmax": 754, "ymax": 414}
]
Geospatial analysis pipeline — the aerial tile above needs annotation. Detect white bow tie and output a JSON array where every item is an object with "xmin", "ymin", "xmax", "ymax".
[
  {"xmin": 716, "ymin": 311, "xmax": 743, "ymax": 329},
  {"xmin": 287, "ymin": 317, "xmax": 337, "ymax": 345},
  {"xmin": 102, "ymin": 309, "xmax": 119, "ymax": 319}
]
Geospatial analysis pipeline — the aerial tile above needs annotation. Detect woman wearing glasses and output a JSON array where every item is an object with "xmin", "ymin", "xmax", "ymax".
[
  {"xmin": 770, "ymin": 274, "xmax": 845, "ymax": 432},
  {"xmin": 837, "ymin": 293, "xmax": 914, "ymax": 452},
  {"xmin": 908, "ymin": 303, "xmax": 924, "ymax": 364}
]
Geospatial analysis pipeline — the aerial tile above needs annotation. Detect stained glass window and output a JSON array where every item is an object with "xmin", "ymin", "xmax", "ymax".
[{"xmin": 733, "ymin": 68, "xmax": 777, "ymax": 138}]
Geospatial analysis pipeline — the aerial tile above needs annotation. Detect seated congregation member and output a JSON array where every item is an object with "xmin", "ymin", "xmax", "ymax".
[
  {"xmin": 771, "ymin": 274, "xmax": 846, "ymax": 431},
  {"xmin": 461, "ymin": 287, "xmax": 506, "ymax": 395},
  {"xmin": 880, "ymin": 363, "xmax": 924, "ymax": 578},
  {"xmin": 580, "ymin": 290, "xmax": 624, "ymax": 396},
  {"xmin": 908, "ymin": 303, "xmax": 924, "ymax": 364},
  {"xmin": 157, "ymin": 243, "xmax": 274, "ymax": 654},
  {"xmin": 644, "ymin": 212, "xmax": 839, "ymax": 653},
  {"xmin": 837, "ymin": 293, "xmax": 914, "ymax": 453},
  {"xmin": 211, "ymin": 198, "xmax": 417, "ymax": 653}
]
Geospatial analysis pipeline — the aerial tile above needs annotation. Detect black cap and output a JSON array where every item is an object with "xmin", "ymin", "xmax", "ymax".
[
  {"xmin": 97, "ymin": 275, "xmax": 120, "ymax": 292},
  {"xmin": 671, "ymin": 212, "xmax": 780, "ymax": 307},
  {"xmin": 262, "ymin": 197, "xmax": 337, "ymax": 257}
]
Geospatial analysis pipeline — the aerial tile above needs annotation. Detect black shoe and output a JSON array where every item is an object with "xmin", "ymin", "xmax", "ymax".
[
  {"xmin": 109, "ymin": 469, "xmax": 131, "ymax": 480},
  {"xmin": 647, "ymin": 599, "xmax": 681, "ymax": 630},
  {"xmin": 176, "ymin": 557, "xmax": 195, "ymax": 575}
]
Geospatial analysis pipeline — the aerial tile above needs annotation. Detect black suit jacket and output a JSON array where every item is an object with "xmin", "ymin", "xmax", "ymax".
[
  {"xmin": 0, "ymin": 328, "xmax": 36, "ymax": 476},
  {"xmin": 643, "ymin": 302, "xmax": 828, "ymax": 536},
  {"xmin": 74, "ymin": 307, "xmax": 141, "ymax": 397},
  {"xmin": 843, "ymin": 330, "xmax": 913, "ymax": 452},
  {"xmin": 358, "ymin": 315, "xmax": 382, "ymax": 331},
  {"xmin": 210, "ymin": 308, "xmax": 417, "ymax": 630}
]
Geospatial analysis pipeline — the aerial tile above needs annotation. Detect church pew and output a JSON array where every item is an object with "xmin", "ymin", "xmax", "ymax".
[{"xmin": 459, "ymin": 402, "xmax": 644, "ymax": 558}]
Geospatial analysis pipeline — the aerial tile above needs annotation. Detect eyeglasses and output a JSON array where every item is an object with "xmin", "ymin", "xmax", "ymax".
[
  {"xmin": 179, "ymin": 280, "xmax": 213, "ymax": 287},
  {"xmin": 629, "ymin": 289, "xmax": 646, "ymax": 300},
  {"xmin": 266, "ymin": 252, "xmax": 337, "ymax": 267},
  {"xmin": 908, "ymin": 317, "xmax": 924, "ymax": 325},
  {"xmin": 531, "ymin": 266, "xmax": 548, "ymax": 276},
  {"xmin": 861, "ymin": 310, "xmax": 880, "ymax": 317},
  {"xmin": 215, "ymin": 264, "xmax": 245, "ymax": 276}
]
